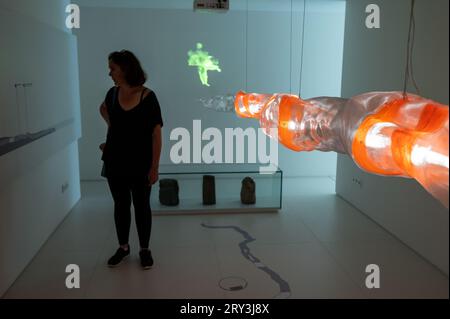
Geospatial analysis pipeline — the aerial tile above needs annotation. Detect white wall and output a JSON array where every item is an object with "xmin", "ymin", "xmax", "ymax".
[
  {"xmin": 76, "ymin": 0, "xmax": 346, "ymax": 180},
  {"xmin": 0, "ymin": 0, "xmax": 71, "ymax": 33},
  {"xmin": 282, "ymin": 0, "xmax": 346, "ymax": 177},
  {"xmin": 337, "ymin": 0, "xmax": 449, "ymax": 275},
  {"xmin": 0, "ymin": 0, "xmax": 82, "ymax": 296}
]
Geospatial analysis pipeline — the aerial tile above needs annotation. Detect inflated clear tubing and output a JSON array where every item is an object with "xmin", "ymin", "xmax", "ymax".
[{"xmin": 235, "ymin": 91, "xmax": 449, "ymax": 208}]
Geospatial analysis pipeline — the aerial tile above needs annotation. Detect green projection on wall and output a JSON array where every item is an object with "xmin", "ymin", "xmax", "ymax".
[{"xmin": 187, "ymin": 43, "xmax": 221, "ymax": 87}]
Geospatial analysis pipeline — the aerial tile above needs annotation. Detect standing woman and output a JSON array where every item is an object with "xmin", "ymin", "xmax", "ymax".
[{"xmin": 100, "ymin": 50, "xmax": 163, "ymax": 269}]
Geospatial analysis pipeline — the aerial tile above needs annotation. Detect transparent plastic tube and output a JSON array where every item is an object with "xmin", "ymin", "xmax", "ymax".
[{"xmin": 235, "ymin": 91, "xmax": 449, "ymax": 208}]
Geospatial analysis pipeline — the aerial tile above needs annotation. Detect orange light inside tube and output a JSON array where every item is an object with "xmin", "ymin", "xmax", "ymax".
[
  {"xmin": 352, "ymin": 97, "xmax": 449, "ymax": 177},
  {"xmin": 278, "ymin": 95, "xmax": 305, "ymax": 152}
]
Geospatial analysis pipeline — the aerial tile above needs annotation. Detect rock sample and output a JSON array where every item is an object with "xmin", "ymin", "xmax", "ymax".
[
  {"xmin": 202, "ymin": 175, "xmax": 216, "ymax": 205},
  {"xmin": 240, "ymin": 177, "xmax": 256, "ymax": 204},
  {"xmin": 159, "ymin": 179, "xmax": 179, "ymax": 206}
]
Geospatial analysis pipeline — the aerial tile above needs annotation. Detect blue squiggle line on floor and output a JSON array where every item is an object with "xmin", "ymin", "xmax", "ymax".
[{"xmin": 201, "ymin": 223, "xmax": 291, "ymax": 299}]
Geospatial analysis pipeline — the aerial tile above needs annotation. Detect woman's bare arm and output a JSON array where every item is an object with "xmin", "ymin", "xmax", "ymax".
[
  {"xmin": 100, "ymin": 102, "xmax": 110, "ymax": 127},
  {"xmin": 151, "ymin": 125, "xmax": 162, "ymax": 170},
  {"xmin": 148, "ymin": 125, "xmax": 162, "ymax": 184}
]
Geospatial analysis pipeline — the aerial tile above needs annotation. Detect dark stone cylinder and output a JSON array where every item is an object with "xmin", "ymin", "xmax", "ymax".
[
  {"xmin": 202, "ymin": 175, "xmax": 216, "ymax": 205},
  {"xmin": 241, "ymin": 176, "xmax": 256, "ymax": 204},
  {"xmin": 159, "ymin": 179, "xmax": 179, "ymax": 206}
]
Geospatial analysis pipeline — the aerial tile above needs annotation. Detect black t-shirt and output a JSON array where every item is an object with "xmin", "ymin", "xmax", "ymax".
[{"xmin": 102, "ymin": 86, "xmax": 163, "ymax": 177}]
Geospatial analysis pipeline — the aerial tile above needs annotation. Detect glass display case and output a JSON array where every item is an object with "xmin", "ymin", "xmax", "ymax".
[{"xmin": 151, "ymin": 164, "xmax": 282, "ymax": 214}]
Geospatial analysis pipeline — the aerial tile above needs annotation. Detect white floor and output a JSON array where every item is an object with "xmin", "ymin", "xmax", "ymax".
[{"xmin": 3, "ymin": 177, "xmax": 449, "ymax": 299}]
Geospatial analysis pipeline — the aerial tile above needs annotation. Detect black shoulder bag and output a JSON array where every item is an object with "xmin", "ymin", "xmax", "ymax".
[{"xmin": 101, "ymin": 87, "xmax": 118, "ymax": 178}]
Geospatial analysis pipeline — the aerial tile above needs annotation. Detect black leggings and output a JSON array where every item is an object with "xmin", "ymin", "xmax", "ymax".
[{"xmin": 107, "ymin": 175, "xmax": 152, "ymax": 249}]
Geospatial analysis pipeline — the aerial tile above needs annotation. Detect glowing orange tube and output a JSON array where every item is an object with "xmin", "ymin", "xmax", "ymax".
[
  {"xmin": 235, "ymin": 90, "xmax": 275, "ymax": 118},
  {"xmin": 235, "ymin": 91, "xmax": 449, "ymax": 208}
]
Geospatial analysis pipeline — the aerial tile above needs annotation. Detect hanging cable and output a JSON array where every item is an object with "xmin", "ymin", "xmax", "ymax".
[
  {"xmin": 298, "ymin": 0, "xmax": 306, "ymax": 96},
  {"xmin": 245, "ymin": 0, "xmax": 248, "ymax": 92},
  {"xmin": 290, "ymin": 0, "xmax": 293, "ymax": 94},
  {"xmin": 403, "ymin": 0, "xmax": 420, "ymax": 98},
  {"xmin": 409, "ymin": 0, "xmax": 421, "ymax": 95}
]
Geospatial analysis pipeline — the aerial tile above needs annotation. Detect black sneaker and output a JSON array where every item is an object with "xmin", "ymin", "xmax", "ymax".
[
  {"xmin": 139, "ymin": 249, "xmax": 154, "ymax": 269},
  {"xmin": 107, "ymin": 247, "xmax": 130, "ymax": 267}
]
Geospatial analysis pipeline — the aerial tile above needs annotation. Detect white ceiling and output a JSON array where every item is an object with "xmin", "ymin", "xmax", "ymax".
[
  {"xmin": 75, "ymin": 0, "xmax": 345, "ymax": 13},
  {"xmin": 75, "ymin": 0, "xmax": 302, "ymax": 11},
  {"xmin": 76, "ymin": 0, "xmax": 195, "ymax": 10}
]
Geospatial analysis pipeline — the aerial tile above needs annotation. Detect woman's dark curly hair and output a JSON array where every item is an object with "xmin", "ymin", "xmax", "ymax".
[{"xmin": 108, "ymin": 50, "xmax": 147, "ymax": 87}]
